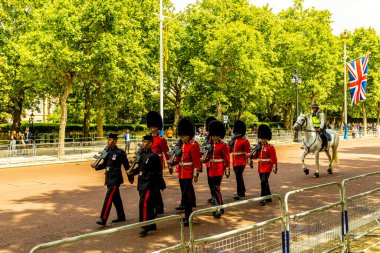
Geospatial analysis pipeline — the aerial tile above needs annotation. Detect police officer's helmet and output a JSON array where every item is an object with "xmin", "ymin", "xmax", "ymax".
[{"xmin": 311, "ymin": 103, "xmax": 319, "ymax": 108}]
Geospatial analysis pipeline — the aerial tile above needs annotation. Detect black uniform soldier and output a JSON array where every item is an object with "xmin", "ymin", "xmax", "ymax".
[
  {"xmin": 92, "ymin": 133, "xmax": 130, "ymax": 226},
  {"xmin": 127, "ymin": 135, "xmax": 163, "ymax": 236}
]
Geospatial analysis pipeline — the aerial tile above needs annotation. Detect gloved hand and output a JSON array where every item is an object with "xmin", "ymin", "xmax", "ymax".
[
  {"xmin": 193, "ymin": 171, "xmax": 199, "ymax": 182},
  {"xmin": 91, "ymin": 163, "xmax": 97, "ymax": 169},
  {"xmin": 249, "ymin": 161, "xmax": 254, "ymax": 169},
  {"xmin": 273, "ymin": 165, "xmax": 278, "ymax": 174},
  {"xmin": 225, "ymin": 168, "xmax": 230, "ymax": 178}
]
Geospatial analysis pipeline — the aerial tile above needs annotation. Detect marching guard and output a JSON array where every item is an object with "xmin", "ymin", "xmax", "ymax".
[
  {"xmin": 171, "ymin": 118, "xmax": 201, "ymax": 226},
  {"xmin": 228, "ymin": 120, "xmax": 251, "ymax": 200},
  {"xmin": 127, "ymin": 135, "xmax": 163, "ymax": 236},
  {"xmin": 251, "ymin": 125, "xmax": 278, "ymax": 206},
  {"xmin": 146, "ymin": 111, "xmax": 170, "ymax": 214},
  {"xmin": 203, "ymin": 120, "xmax": 230, "ymax": 218},
  {"xmin": 92, "ymin": 133, "xmax": 130, "ymax": 226},
  {"xmin": 203, "ymin": 116, "xmax": 216, "ymax": 204}
]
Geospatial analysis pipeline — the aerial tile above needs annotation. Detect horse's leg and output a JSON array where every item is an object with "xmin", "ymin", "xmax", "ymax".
[
  {"xmin": 302, "ymin": 150, "xmax": 309, "ymax": 175},
  {"xmin": 314, "ymin": 151, "xmax": 320, "ymax": 178},
  {"xmin": 325, "ymin": 147, "xmax": 333, "ymax": 174}
]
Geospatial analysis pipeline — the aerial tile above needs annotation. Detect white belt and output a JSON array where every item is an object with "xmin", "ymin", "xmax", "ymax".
[
  {"xmin": 233, "ymin": 152, "xmax": 246, "ymax": 155},
  {"xmin": 157, "ymin": 154, "xmax": 163, "ymax": 157},
  {"xmin": 258, "ymin": 159, "xmax": 271, "ymax": 162},
  {"xmin": 179, "ymin": 162, "xmax": 193, "ymax": 166},
  {"xmin": 210, "ymin": 159, "xmax": 225, "ymax": 163}
]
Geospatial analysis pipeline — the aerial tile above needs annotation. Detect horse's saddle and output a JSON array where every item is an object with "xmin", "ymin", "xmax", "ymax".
[{"xmin": 325, "ymin": 132, "xmax": 332, "ymax": 141}]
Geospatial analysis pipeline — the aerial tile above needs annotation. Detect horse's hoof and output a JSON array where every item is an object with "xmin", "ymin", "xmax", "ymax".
[
  {"xmin": 313, "ymin": 172, "xmax": 320, "ymax": 178},
  {"xmin": 327, "ymin": 168, "xmax": 333, "ymax": 174},
  {"xmin": 303, "ymin": 168, "xmax": 309, "ymax": 175}
]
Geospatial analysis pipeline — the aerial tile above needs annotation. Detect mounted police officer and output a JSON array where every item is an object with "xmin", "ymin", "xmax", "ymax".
[
  {"xmin": 92, "ymin": 133, "xmax": 130, "ymax": 226},
  {"xmin": 311, "ymin": 103, "xmax": 328, "ymax": 151}
]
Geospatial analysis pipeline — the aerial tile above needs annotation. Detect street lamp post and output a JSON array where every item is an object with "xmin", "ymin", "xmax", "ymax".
[
  {"xmin": 292, "ymin": 70, "xmax": 302, "ymax": 142},
  {"xmin": 29, "ymin": 111, "xmax": 34, "ymax": 143}
]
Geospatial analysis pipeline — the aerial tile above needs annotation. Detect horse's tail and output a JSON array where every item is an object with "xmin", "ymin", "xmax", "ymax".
[{"xmin": 332, "ymin": 134, "xmax": 339, "ymax": 164}]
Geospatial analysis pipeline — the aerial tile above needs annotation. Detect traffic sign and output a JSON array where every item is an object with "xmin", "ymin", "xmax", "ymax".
[{"xmin": 223, "ymin": 115, "xmax": 228, "ymax": 123}]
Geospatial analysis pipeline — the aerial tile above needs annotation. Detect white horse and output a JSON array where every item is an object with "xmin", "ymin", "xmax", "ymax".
[{"xmin": 293, "ymin": 114, "xmax": 339, "ymax": 178}]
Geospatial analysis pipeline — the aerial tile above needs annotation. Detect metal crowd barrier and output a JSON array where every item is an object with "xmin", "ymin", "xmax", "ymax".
[
  {"xmin": 29, "ymin": 215, "xmax": 185, "ymax": 253},
  {"xmin": 342, "ymin": 172, "xmax": 380, "ymax": 253},
  {"xmin": 284, "ymin": 182, "xmax": 345, "ymax": 253},
  {"xmin": 29, "ymin": 173, "xmax": 380, "ymax": 252},
  {"xmin": 188, "ymin": 194, "xmax": 286, "ymax": 253}
]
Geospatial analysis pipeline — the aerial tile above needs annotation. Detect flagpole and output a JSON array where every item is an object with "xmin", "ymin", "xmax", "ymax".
[{"xmin": 344, "ymin": 30, "xmax": 348, "ymax": 140}]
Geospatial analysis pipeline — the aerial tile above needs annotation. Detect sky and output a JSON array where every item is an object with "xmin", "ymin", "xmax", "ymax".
[{"xmin": 171, "ymin": 0, "xmax": 380, "ymax": 35}]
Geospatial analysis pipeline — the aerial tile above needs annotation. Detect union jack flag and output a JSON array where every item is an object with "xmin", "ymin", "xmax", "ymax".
[{"xmin": 347, "ymin": 55, "xmax": 369, "ymax": 105}]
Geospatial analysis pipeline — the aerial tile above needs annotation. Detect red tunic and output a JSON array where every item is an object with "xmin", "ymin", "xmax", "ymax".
[
  {"xmin": 175, "ymin": 139, "xmax": 201, "ymax": 179},
  {"xmin": 252, "ymin": 142, "xmax": 277, "ymax": 173},
  {"xmin": 151, "ymin": 135, "xmax": 170, "ymax": 169},
  {"xmin": 207, "ymin": 141, "xmax": 230, "ymax": 177},
  {"xmin": 229, "ymin": 137, "xmax": 251, "ymax": 167}
]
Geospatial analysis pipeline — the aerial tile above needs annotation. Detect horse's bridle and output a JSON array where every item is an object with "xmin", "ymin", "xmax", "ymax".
[{"xmin": 294, "ymin": 115, "xmax": 308, "ymax": 130}]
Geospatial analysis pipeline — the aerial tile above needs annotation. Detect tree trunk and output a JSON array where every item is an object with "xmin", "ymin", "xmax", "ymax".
[
  {"xmin": 42, "ymin": 95, "xmax": 46, "ymax": 122},
  {"xmin": 284, "ymin": 103, "xmax": 294, "ymax": 130},
  {"xmin": 82, "ymin": 82, "xmax": 91, "ymax": 137},
  {"xmin": 173, "ymin": 102, "xmax": 180, "ymax": 130},
  {"xmin": 95, "ymin": 82, "xmax": 103, "ymax": 138},
  {"xmin": 377, "ymin": 101, "xmax": 380, "ymax": 124},
  {"xmin": 216, "ymin": 100, "xmax": 222, "ymax": 120},
  {"xmin": 47, "ymin": 96, "xmax": 52, "ymax": 117},
  {"xmin": 362, "ymin": 101, "xmax": 367, "ymax": 136},
  {"xmin": 11, "ymin": 93, "xmax": 24, "ymax": 131},
  {"xmin": 58, "ymin": 73, "xmax": 74, "ymax": 159}
]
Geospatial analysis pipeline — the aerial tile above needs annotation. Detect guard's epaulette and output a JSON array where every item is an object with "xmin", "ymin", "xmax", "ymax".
[{"xmin": 190, "ymin": 139, "xmax": 196, "ymax": 144}]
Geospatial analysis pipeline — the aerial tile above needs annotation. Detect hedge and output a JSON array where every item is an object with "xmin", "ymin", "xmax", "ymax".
[{"xmin": 0, "ymin": 123, "xmax": 147, "ymax": 133}]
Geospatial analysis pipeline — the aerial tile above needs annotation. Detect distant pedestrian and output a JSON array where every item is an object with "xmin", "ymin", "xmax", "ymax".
[{"xmin": 123, "ymin": 129, "xmax": 131, "ymax": 154}]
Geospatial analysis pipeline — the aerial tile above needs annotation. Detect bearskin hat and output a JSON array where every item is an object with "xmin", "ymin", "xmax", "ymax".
[
  {"xmin": 205, "ymin": 116, "xmax": 216, "ymax": 131},
  {"xmin": 208, "ymin": 120, "xmax": 226, "ymax": 138},
  {"xmin": 258, "ymin": 124, "xmax": 272, "ymax": 140},
  {"xmin": 233, "ymin": 120, "xmax": 246, "ymax": 136},
  {"xmin": 146, "ymin": 111, "xmax": 163, "ymax": 130},
  {"xmin": 178, "ymin": 118, "xmax": 195, "ymax": 138}
]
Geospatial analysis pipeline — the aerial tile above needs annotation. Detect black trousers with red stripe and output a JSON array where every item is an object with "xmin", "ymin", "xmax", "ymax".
[
  {"xmin": 210, "ymin": 176, "xmax": 223, "ymax": 206},
  {"xmin": 180, "ymin": 180, "xmax": 196, "ymax": 208},
  {"xmin": 233, "ymin": 166, "xmax": 246, "ymax": 197},
  {"xmin": 100, "ymin": 184, "xmax": 125, "ymax": 221},
  {"xmin": 139, "ymin": 189, "xmax": 156, "ymax": 223},
  {"xmin": 179, "ymin": 178, "xmax": 195, "ymax": 218},
  {"xmin": 259, "ymin": 172, "xmax": 271, "ymax": 197},
  {"xmin": 207, "ymin": 167, "xmax": 213, "ymax": 197}
]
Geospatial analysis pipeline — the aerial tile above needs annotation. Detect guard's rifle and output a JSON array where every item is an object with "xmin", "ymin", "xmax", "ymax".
[
  {"xmin": 127, "ymin": 143, "xmax": 143, "ymax": 173},
  {"xmin": 248, "ymin": 142, "xmax": 262, "ymax": 167},
  {"xmin": 126, "ymin": 143, "xmax": 143, "ymax": 183},
  {"xmin": 93, "ymin": 146, "xmax": 110, "ymax": 167},
  {"xmin": 167, "ymin": 140, "xmax": 182, "ymax": 170},
  {"xmin": 200, "ymin": 137, "xmax": 213, "ymax": 163}
]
